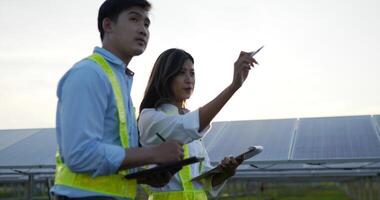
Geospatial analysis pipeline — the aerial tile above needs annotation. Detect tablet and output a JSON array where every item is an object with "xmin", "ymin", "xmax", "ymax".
[
  {"xmin": 190, "ymin": 146, "xmax": 263, "ymax": 182},
  {"xmin": 125, "ymin": 156, "xmax": 204, "ymax": 179},
  {"xmin": 235, "ymin": 146, "xmax": 263, "ymax": 162}
]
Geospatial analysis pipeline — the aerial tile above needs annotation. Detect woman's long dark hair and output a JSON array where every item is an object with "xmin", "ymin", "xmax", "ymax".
[{"xmin": 139, "ymin": 48, "xmax": 194, "ymax": 113}]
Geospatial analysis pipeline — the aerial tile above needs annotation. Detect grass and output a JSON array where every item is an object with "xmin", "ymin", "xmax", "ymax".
[{"xmin": 215, "ymin": 182, "xmax": 351, "ymax": 200}]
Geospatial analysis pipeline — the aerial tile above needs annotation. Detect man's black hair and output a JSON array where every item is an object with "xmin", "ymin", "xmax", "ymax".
[{"xmin": 98, "ymin": 0, "xmax": 151, "ymax": 40}]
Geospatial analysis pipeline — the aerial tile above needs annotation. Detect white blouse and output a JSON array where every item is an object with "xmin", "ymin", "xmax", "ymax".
[
  {"xmin": 139, "ymin": 104, "xmax": 210, "ymax": 146},
  {"xmin": 138, "ymin": 104, "xmax": 225, "ymax": 196}
]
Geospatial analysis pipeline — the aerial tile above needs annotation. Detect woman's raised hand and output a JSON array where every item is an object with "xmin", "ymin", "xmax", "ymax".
[{"xmin": 231, "ymin": 51, "xmax": 258, "ymax": 90}]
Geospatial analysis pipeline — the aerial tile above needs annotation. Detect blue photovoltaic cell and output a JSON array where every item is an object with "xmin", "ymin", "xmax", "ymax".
[
  {"xmin": 0, "ymin": 129, "xmax": 56, "ymax": 167},
  {"xmin": 203, "ymin": 119, "xmax": 297, "ymax": 163},
  {"xmin": 0, "ymin": 129, "xmax": 39, "ymax": 152},
  {"xmin": 293, "ymin": 115, "xmax": 380, "ymax": 160}
]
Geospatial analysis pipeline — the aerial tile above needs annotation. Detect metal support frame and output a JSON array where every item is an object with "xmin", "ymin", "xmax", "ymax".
[{"xmin": 26, "ymin": 174, "xmax": 33, "ymax": 200}]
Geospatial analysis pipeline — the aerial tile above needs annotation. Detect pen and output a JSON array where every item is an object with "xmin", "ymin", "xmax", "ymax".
[
  {"xmin": 156, "ymin": 132, "xmax": 166, "ymax": 142},
  {"xmin": 250, "ymin": 45, "xmax": 264, "ymax": 57}
]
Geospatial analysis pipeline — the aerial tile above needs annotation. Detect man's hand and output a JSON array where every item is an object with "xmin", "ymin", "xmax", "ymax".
[
  {"xmin": 152, "ymin": 140, "xmax": 184, "ymax": 164},
  {"xmin": 120, "ymin": 140, "xmax": 184, "ymax": 170}
]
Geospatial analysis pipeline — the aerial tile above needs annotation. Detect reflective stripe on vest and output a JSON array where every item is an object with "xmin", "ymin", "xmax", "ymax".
[
  {"xmin": 179, "ymin": 145, "xmax": 194, "ymax": 190},
  {"xmin": 54, "ymin": 53, "xmax": 136, "ymax": 199},
  {"xmin": 147, "ymin": 108, "xmax": 208, "ymax": 200}
]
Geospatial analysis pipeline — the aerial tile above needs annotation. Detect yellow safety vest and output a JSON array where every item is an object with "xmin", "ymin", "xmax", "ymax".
[
  {"xmin": 147, "ymin": 109, "xmax": 208, "ymax": 200},
  {"xmin": 54, "ymin": 53, "xmax": 137, "ymax": 199}
]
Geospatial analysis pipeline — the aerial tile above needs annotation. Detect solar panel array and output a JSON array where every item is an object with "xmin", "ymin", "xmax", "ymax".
[
  {"xmin": 0, "ymin": 129, "xmax": 56, "ymax": 169},
  {"xmin": 293, "ymin": 115, "xmax": 380, "ymax": 161},
  {"xmin": 1, "ymin": 114, "xmax": 380, "ymax": 181},
  {"xmin": 203, "ymin": 115, "xmax": 380, "ymax": 166},
  {"xmin": 0, "ymin": 129, "xmax": 38, "ymax": 152}
]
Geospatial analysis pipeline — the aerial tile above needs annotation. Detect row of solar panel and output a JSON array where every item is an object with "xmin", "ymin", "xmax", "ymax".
[
  {"xmin": 203, "ymin": 115, "xmax": 380, "ymax": 163},
  {"xmin": 1, "ymin": 115, "xmax": 380, "ymax": 169}
]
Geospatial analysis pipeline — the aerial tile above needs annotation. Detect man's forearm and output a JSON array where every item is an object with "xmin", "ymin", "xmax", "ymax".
[{"xmin": 119, "ymin": 146, "xmax": 156, "ymax": 170}]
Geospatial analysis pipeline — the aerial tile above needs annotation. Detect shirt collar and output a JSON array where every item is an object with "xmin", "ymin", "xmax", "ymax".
[
  {"xmin": 93, "ymin": 47, "xmax": 136, "ymax": 76},
  {"xmin": 93, "ymin": 46, "xmax": 124, "ymax": 67}
]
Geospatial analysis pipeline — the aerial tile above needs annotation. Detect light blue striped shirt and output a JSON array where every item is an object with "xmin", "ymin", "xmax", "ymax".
[{"xmin": 51, "ymin": 47, "xmax": 138, "ymax": 199}]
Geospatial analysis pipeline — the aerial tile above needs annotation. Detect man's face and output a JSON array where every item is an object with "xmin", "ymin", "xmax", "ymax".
[{"xmin": 109, "ymin": 6, "xmax": 150, "ymax": 57}]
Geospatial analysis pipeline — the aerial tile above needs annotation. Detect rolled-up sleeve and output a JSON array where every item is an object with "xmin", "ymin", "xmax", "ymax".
[
  {"xmin": 138, "ymin": 108, "xmax": 210, "ymax": 146},
  {"xmin": 57, "ymin": 63, "xmax": 125, "ymax": 177}
]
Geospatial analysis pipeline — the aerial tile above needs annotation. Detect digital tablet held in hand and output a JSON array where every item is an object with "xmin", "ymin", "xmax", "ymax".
[
  {"xmin": 125, "ymin": 156, "xmax": 204, "ymax": 179},
  {"xmin": 190, "ymin": 146, "xmax": 263, "ymax": 182},
  {"xmin": 235, "ymin": 146, "xmax": 263, "ymax": 163}
]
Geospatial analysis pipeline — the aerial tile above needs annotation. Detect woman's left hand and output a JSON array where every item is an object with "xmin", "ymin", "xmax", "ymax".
[
  {"xmin": 219, "ymin": 156, "xmax": 240, "ymax": 178},
  {"xmin": 211, "ymin": 156, "xmax": 241, "ymax": 187}
]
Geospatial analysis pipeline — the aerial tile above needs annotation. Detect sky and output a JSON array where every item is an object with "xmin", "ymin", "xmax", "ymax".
[{"xmin": 0, "ymin": 0, "xmax": 379, "ymax": 129}]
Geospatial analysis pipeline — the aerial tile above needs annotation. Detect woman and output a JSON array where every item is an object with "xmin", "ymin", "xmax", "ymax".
[{"xmin": 138, "ymin": 48, "xmax": 258, "ymax": 199}]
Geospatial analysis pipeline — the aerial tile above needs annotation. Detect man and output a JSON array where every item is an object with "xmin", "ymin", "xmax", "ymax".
[{"xmin": 51, "ymin": 0, "xmax": 184, "ymax": 199}]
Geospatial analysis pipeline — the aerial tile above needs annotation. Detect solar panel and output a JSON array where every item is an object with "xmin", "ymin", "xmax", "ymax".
[
  {"xmin": 292, "ymin": 115, "xmax": 380, "ymax": 161},
  {"xmin": 1, "ymin": 114, "xmax": 380, "ymax": 182},
  {"xmin": 0, "ymin": 129, "xmax": 56, "ymax": 168},
  {"xmin": 203, "ymin": 119, "xmax": 297, "ymax": 163},
  {"xmin": 373, "ymin": 115, "xmax": 380, "ymax": 136},
  {"xmin": 0, "ymin": 129, "xmax": 39, "ymax": 151}
]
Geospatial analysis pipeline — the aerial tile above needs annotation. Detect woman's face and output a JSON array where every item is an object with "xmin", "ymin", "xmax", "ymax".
[{"xmin": 170, "ymin": 59, "xmax": 195, "ymax": 106}]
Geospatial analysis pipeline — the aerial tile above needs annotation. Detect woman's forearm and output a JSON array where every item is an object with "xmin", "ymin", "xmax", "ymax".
[{"xmin": 198, "ymin": 84, "xmax": 238, "ymax": 131}]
